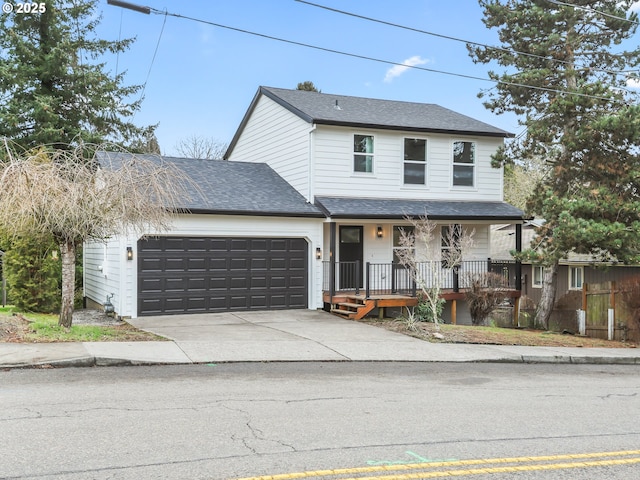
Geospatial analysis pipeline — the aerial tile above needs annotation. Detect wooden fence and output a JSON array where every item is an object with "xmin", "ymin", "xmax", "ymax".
[{"xmin": 581, "ymin": 281, "xmax": 639, "ymax": 342}]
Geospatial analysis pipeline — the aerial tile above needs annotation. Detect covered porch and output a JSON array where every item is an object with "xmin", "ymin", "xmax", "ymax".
[
  {"xmin": 314, "ymin": 196, "xmax": 525, "ymax": 323},
  {"xmin": 322, "ymin": 259, "xmax": 522, "ymax": 322}
]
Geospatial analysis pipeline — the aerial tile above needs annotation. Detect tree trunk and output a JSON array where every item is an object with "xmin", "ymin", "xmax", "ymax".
[
  {"xmin": 58, "ymin": 240, "xmax": 76, "ymax": 328},
  {"xmin": 535, "ymin": 261, "xmax": 559, "ymax": 330}
]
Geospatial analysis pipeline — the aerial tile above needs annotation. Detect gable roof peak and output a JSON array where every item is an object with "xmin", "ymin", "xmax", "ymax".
[{"xmin": 258, "ymin": 85, "xmax": 512, "ymax": 138}]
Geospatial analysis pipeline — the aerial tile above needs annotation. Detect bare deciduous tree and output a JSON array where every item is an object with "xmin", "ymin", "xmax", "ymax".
[
  {"xmin": 174, "ymin": 135, "xmax": 228, "ymax": 160},
  {"xmin": 395, "ymin": 216, "xmax": 474, "ymax": 327},
  {"xmin": 0, "ymin": 141, "xmax": 196, "ymax": 327},
  {"xmin": 503, "ymin": 156, "xmax": 549, "ymax": 211}
]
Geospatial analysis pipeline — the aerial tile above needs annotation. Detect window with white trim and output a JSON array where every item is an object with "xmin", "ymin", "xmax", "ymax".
[
  {"xmin": 452, "ymin": 141, "xmax": 475, "ymax": 187},
  {"xmin": 532, "ymin": 265, "xmax": 544, "ymax": 288},
  {"xmin": 403, "ymin": 138, "xmax": 426, "ymax": 185},
  {"xmin": 569, "ymin": 266, "xmax": 584, "ymax": 290},
  {"xmin": 353, "ymin": 134, "xmax": 374, "ymax": 173},
  {"xmin": 393, "ymin": 225, "xmax": 415, "ymax": 265},
  {"xmin": 441, "ymin": 224, "xmax": 462, "ymax": 268}
]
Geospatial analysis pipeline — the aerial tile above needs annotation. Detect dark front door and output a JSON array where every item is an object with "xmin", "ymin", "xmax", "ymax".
[{"xmin": 339, "ymin": 226, "xmax": 363, "ymax": 289}]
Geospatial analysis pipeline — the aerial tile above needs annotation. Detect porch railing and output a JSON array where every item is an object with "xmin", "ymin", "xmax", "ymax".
[{"xmin": 323, "ymin": 259, "xmax": 519, "ymax": 298}]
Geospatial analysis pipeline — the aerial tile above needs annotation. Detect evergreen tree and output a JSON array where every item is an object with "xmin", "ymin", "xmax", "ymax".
[
  {"xmin": 3, "ymin": 234, "xmax": 61, "ymax": 313},
  {"xmin": 0, "ymin": 0, "xmax": 155, "ymax": 321},
  {"xmin": 469, "ymin": 0, "xmax": 640, "ymax": 327},
  {"xmin": 0, "ymin": 0, "xmax": 149, "ymax": 150},
  {"xmin": 296, "ymin": 81, "xmax": 321, "ymax": 92}
]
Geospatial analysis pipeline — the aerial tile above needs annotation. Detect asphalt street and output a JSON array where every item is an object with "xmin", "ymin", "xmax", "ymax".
[{"xmin": 1, "ymin": 362, "xmax": 639, "ymax": 479}]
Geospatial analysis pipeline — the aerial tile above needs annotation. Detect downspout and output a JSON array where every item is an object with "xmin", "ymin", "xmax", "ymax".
[
  {"xmin": 329, "ymin": 221, "xmax": 336, "ymax": 301},
  {"xmin": 82, "ymin": 242, "xmax": 86, "ymax": 308},
  {"xmin": 515, "ymin": 223, "xmax": 522, "ymax": 291},
  {"xmin": 307, "ymin": 124, "xmax": 316, "ymax": 202}
]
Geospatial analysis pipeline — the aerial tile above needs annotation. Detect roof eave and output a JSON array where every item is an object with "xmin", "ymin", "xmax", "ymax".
[
  {"xmin": 314, "ymin": 119, "xmax": 514, "ymax": 138},
  {"xmin": 185, "ymin": 208, "xmax": 325, "ymax": 219},
  {"xmin": 327, "ymin": 213, "xmax": 524, "ymax": 221}
]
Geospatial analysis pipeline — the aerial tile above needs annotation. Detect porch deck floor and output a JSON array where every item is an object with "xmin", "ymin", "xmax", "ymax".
[{"xmin": 323, "ymin": 291, "xmax": 418, "ymax": 305}]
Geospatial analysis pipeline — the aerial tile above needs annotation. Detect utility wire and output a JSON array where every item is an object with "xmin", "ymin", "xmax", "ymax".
[
  {"xmin": 137, "ymin": 9, "xmax": 167, "ymax": 106},
  {"xmin": 115, "ymin": 9, "xmax": 123, "ymax": 77},
  {"xmin": 122, "ymin": 4, "xmax": 635, "ymax": 104},
  {"xmin": 295, "ymin": 0, "xmax": 639, "ymax": 79},
  {"xmin": 548, "ymin": 0, "xmax": 640, "ymax": 25}
]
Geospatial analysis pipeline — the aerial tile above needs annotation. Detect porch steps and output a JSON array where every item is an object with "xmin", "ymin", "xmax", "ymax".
[{"xmin": 330, "ymin": 296, "xmax": 376, "ymax": 320}]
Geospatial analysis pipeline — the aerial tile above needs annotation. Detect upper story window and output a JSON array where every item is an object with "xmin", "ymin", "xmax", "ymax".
[
  {"xmin": 403, "ymin": 138, "xmax": 427, "ymax": 185},
  {"xmin": 452, "ymin": 141, "xmax": 475, "ymax": 187},
  {"xmin": 354, "ymin": 134, "xmax": 374, "ymax": 173}
]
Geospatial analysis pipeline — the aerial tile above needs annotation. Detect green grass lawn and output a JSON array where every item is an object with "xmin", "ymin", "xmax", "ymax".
[{"xmin": 0, "ymin": 306, "xmax": 165, "ymax": 342}]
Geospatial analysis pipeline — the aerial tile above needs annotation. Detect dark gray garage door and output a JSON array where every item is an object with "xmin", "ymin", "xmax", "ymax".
[{"xmin": 137, "ymin": 237, "xmax": 308, "ymax": 316}]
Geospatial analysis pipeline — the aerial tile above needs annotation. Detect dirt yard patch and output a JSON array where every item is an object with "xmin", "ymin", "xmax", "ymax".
[{"xmin": 360, "ymin": 318, "xmax": 637, "ymax": 348}]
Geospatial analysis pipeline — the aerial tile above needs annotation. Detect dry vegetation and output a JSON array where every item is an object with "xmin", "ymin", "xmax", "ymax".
[
  {"xmin": 1, "ymin": 308, "xmax": 637, "ymax": 348},
  {"xmin": 361, "ymin": 318, "xmax": 637, "ymax": 348}
]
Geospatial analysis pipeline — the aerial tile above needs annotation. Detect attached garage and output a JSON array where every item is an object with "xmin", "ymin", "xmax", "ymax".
[
  {"xmin": 137, "ymin": 236, "xmax": 309, "ymax": 316},
  {"xmin": 84, "ymin": 153, "xmax": 325, "ymax": 318}
]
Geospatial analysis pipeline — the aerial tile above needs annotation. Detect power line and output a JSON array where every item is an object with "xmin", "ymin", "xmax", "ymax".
[
  {"xmin": 548, "ymin": 0, "xmax": 640, "ymax": 25},
  {"xmin": 107, "ymin": 2, "xmax": 636, "ymax": 105},
  {"xmin": 296, "ymin": 0, "xmax": 563, "ymax": 66},
  {"xmin": 137, "ymin": 9, "xmax": 167, "ymax": 106},
  {"xmin": 295, "ymin": 0, "xmax": 639, "ymax": 79}
]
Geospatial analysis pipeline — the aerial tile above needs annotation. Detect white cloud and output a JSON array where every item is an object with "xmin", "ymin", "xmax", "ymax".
[
  {"xmin": 627, "ymin": 76, "xmax": 640, "ymax": 88},
  {"xmin": 384, "ymin": 55, "xmax": 428, "ymax": 83},
  {"xmin": 630, "ymin": 1, "xmax": 640, "ymax": 12}
]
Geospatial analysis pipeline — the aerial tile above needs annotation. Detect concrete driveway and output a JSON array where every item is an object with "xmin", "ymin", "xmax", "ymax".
[
  {"xmin": 3, "ymin": 310, "xmax": 637, "ymax": 368},
  {"xmin": 127, "ymin": 309, "xmax": 443, "ymax": 362},
  {"xmin": 124, "ymin": 309, "xmax": 640, "ymax": 364}
]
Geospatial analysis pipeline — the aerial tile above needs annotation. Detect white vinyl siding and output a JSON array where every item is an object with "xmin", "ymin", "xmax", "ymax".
[
  {"xmin": 312, "ymin": 126, "xmax": 503, "ymax": 201},
  {"xmin": 227, "ymin": 95, "xmax": 311, "ymax": 197},
  {"xmin": 83, "ymin": 237, "xmax": 134, "ymax": 316}
]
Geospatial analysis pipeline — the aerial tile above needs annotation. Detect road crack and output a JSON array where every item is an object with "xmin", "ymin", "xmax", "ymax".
[{"xmin": 222, "ymin": 403, "xmax": 297, "ymax": 454}]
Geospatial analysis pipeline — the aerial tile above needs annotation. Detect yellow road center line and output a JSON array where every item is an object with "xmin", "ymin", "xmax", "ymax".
[
  {"xmin": 231, "ymin": 450, "xmax": 640, "ymax": 480},
  {"xmin": 339, "ymin": 457, "xmax": 640, "ymax": 480}
]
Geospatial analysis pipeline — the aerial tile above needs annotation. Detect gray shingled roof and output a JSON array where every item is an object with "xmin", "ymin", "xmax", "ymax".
[
  {"xmin": 226, "ymin": 87, "xmax": 513, "ymax": 158},
  {"xmin": 261, "ymin": 86, "xmax": 512, "ymax": 137},
  {"xmin": 315, "ymin": 196, "xmax": 524, "ymax": 221},
  {"xmin": 96, "ymin": 152, "xmax": 324, "ymax": 218}
]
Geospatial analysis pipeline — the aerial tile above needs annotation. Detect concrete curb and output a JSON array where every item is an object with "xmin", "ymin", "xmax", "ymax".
[{"xmin": 5, "ymin": 354, "xmax": 640, "ymax": 369}]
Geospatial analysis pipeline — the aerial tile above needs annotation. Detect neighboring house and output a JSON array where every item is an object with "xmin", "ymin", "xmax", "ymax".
[
  {"xmin": 84, "ymin": 86, "xmax": 524, "ymax": 323},
  {"xmin": 491, "ymin": 221, "xmax": 640, "ymax": 308}
]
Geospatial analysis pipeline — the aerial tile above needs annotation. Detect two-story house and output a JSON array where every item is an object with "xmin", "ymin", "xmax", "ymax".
[{"xmin": 83, "ymin": 86, "xmax": 524, "ymax": 323}]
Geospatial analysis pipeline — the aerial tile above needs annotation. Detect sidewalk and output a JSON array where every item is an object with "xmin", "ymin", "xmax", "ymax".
[{"xmin": 1, "ymin": 310, "xmax": 639, "ymax": 368}]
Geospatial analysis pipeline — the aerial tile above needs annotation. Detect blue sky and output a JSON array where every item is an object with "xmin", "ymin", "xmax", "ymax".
[{"xmin": 96, "ymin": 0, "xmax": 639, "ymax": 156}]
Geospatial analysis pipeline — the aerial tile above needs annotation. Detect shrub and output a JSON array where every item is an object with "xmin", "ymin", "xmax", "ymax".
[
  {"xmin": 415, "ymin": 292, "xmax": 445, "ymax": 323},
  {"xmin": 465, "ymin": 272, "xmax": 510, "ymax": 326}
]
